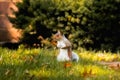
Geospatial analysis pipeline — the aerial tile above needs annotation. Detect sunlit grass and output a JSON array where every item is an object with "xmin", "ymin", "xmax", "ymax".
[{"xmin": 0, "ymin": 47, "xmax": 120, "ymax": 80}]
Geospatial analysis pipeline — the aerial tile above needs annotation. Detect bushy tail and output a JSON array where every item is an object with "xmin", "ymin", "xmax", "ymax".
[{"xmin": 72, "ymin": 52, "xmax": 79, "ymax": 62}]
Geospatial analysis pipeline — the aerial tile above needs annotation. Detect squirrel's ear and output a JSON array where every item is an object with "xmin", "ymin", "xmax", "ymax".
[
  {"xmin": 57, "ymin": 30, "xmax": 63, "ymax": 35},
  {"xmin": 57, "ymin": 30, "xmax": 61, "ymax": 34}
]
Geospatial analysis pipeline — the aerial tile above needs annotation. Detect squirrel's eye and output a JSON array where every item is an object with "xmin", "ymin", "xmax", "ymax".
[
  {"xmin": 55, "ymin": 33, "xmax": 60, "ymax": 37},
  {"xmin": 56, "ymin": 35, "xmax": 59, "ymax": 37}
]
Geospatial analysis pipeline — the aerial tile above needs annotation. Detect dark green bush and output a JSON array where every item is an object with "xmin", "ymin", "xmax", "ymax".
[
  {"xmin": 88, "ymin": 0, "xmax": 120, "ymax": 51},
  {"xmin": 10, "ymin": 0, "xmax": 120, "ymax": 51}
]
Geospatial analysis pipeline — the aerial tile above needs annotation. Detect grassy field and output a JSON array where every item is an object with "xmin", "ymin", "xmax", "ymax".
[{"xmin": 0, "ymin": 46, "xmax": 120, "ymax": 80}]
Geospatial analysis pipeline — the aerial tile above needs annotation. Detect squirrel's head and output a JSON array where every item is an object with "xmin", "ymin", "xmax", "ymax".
[{"xmin": 52, "ymin": 30, "xmax": 63, "ymax": 41}]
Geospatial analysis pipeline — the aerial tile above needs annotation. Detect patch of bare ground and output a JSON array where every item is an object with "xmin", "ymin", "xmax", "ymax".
[{"xmin": 99, "ymin": 62, "xmax": 120, "ymax": 70}]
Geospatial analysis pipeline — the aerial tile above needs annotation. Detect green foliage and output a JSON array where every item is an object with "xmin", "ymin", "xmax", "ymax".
[
  {"xmin": 87, "ymin": 0, "xmax": 120, "ymax": 51},
  {"xmin": 10, "ymin": 0, "xmax": 120, "ymax": 51},
  {"xmin": 0, "ymin": 47, "xmax": 120, "ymax": 80},
  {"xmin": 10, "ymin": 0, "xmax": 92, "ymax": 48}
]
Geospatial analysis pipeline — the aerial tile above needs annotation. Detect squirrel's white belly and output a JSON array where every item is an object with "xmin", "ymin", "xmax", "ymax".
[
  {"xmin": 57, "ymin": 49, "xmax": 70, "ymax": 61},
  {"xmin": 57, "ymin": 49, "xmax": 79, "ymax": 62}
]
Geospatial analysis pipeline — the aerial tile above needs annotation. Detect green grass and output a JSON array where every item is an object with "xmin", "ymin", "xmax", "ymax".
[{"xmin": 0, "ymin": 47, "xmax": 120, "ymax": 80}]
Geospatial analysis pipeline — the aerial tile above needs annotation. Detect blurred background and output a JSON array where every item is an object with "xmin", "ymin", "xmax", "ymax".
[{"xmin": 0, "ymin": 0, "xmax": 120, "ymax": 52}]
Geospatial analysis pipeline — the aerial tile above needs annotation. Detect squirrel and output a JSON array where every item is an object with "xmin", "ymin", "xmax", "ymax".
[{"xmin": 53, "ymin": 30, "xmax": 79, "ymax": 62}]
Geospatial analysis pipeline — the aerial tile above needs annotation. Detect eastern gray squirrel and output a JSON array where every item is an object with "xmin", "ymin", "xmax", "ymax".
[{"xmin": 53, "ymin": 30, "xmax": 79, "ymax": 62}]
